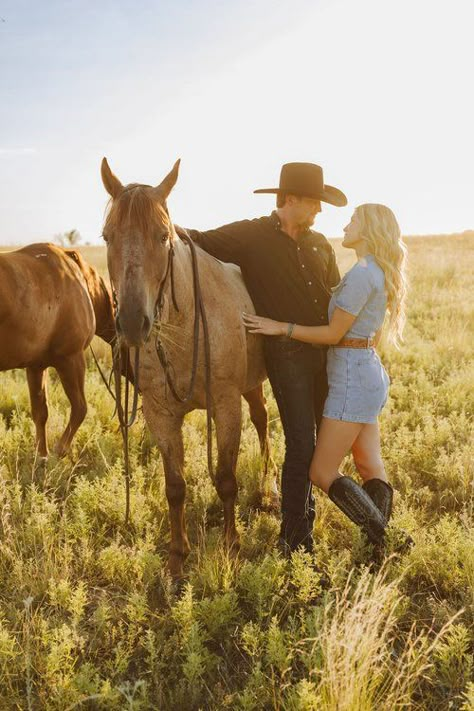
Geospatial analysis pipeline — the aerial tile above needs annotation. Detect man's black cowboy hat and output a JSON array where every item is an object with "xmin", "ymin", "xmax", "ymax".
[{"xmin": 254, "ymin": 162, "xmax": 347, "ymax": 207}]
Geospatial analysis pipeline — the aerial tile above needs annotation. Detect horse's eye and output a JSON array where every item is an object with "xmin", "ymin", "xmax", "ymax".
[
  {"xmin": 161, "ymin": 232, "xmax": 169, "ymax": 243},
  {"xmin": 102, "ymin": 233, "xmax": 109, "ymax": 244}
]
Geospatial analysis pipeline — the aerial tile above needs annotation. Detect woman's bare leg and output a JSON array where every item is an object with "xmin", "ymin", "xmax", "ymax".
[
  {"xmin": 351, "ymin": 423, "xmax": 389, "ymax": 484},
  {"xmin": 309, "ymin": 417, "xmax": 388, "ymax": 545},
  {"xmin": 309, "ymin": 417, "xmax": 364, "ymax": 493}
]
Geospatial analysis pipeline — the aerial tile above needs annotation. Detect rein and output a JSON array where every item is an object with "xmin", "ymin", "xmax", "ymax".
[
  {"xmin": 109, "ymin": 281, "xmax": 141, "ymax": 526},
  {"xmin": 154, "ymin": 233, "xmax": 215, "ymax": 484},
  {"xmin": 89, "ymin": 343, "xmax": 116, "ymax": 402}
]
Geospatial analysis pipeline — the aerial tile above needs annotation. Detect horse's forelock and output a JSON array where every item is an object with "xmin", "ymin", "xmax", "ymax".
[{"xmin": 104, "ymin": 185, "xmax": 171, "ymax": 240}]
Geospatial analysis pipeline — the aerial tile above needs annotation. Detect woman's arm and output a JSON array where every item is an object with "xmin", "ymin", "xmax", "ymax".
[{"xmin": 242, "ymin": 307, "xmax": 357, "ymax": 345}]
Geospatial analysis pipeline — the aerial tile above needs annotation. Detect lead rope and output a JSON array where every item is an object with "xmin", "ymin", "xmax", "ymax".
[
  {"xmin": 110, "ymin": 277, "xmax": 141, "ymax": 526},
  {"xmin": 112, "ymin": 344, "xmax": 140, "ymax": 525}
]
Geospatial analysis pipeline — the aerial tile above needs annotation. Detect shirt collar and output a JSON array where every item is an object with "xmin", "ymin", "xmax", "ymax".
[{"xmin": 269, "ymin": 210, "xmax": 312, "ymax": 239}]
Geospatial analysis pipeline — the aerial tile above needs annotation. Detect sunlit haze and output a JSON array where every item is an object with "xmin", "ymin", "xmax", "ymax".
[{"xmin": 0, "ymin": 0, "xmax": 473, "ymax": 245}]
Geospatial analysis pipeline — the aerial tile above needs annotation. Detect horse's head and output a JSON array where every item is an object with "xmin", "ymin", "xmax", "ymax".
[{"xmin": 101, "ymin": 157, "xmax": 180, "ymax": 347}]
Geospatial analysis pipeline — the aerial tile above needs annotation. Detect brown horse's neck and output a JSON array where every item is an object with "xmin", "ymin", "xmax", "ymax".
[
  {"xmin": 161, "ymin": 238, "xmax": 198, "ymax": 326},
  {"xmin": 63, "ymin": 249, "xmax": 116, "ymax": 344},
  {"xmin": 92, "ymin": 277, "xmax": 116, "ymax": 344}
]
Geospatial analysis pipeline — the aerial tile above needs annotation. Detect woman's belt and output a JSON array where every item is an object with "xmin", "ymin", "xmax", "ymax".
[{"xmin": 334, "ymin": 337, "xmax": 375, "ymax": 349}]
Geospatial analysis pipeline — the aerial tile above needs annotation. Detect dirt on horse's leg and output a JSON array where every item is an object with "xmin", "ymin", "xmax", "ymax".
[
  {"xmin": 143, "ymin": 405, "xmax": 190, "ymax": 579},
  {"xmin": 26, "ymin": 366, "xmax": 49, "ymax": 458},
  {"xmin": 214, "ymin": 394, "xmax": 242, "ymax": 551},
  {"xmin": 54, "ymin": 351, "xmax": 87, "ymax": 457},
  {"xmin": 243, "ymin": 384, "xmax": 280, "ymax": 507}
]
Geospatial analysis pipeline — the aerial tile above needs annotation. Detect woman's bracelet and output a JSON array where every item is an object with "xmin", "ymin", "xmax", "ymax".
[{"xmin": 287, "ymin": 322, "xmax": 295, "ymax": 339}]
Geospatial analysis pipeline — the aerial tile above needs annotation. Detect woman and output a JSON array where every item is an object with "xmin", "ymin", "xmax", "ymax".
[{"xmin": 243, "ymin": 203, "xmax": 408, "ymax": 548}]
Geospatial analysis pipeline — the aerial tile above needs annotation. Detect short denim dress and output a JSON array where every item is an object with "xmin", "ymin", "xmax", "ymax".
[{"xmin": 323, "ymin": 255, "xmax": 390, "ymax": 424}]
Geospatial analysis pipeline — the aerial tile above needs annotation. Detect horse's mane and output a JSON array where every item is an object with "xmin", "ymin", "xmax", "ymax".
[{"xmin": 104, "ymin": 185, "xmax": 171, "ymax": 239}]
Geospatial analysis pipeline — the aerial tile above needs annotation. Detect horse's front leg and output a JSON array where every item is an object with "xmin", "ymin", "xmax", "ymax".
[
  {"xmin": 214, "ymin": 392, "xmax": 242, "ymax": 551},
  {"xmin": 142, "ymin": 400, "xmax": 190, "ymax": 579}
]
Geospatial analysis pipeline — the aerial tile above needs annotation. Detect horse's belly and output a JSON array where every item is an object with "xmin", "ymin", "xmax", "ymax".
[{"xmin": 0, "ymin": 295, "xmax": 94, "ymax": 370}]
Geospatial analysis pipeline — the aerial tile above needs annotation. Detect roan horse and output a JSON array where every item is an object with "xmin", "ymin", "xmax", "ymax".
[
  {"xmin": 0, "ymin": 243, "xmax": 115, "ymax": 457},
  {"xmin": 101, "ymin": 158, "xmax": 273, "ymax": 579}
]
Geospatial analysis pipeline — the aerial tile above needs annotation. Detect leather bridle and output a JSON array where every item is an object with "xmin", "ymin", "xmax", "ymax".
[{"xmin": 109, "ymin": 231, "xmax": 215, "ymax": 525}]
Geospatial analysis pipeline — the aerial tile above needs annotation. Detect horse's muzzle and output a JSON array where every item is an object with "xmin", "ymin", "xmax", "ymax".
[{"xmin": 115, "ymin": 310, "xmax": 152, "ymax": 347}]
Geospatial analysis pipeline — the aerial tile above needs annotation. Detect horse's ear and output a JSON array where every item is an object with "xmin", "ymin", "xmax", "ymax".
[
  {"xmin": 101, "ymin": 157, "xmax": 123, "ymax": 199},
  {"xmin": 152, "ymin": 159, "xmax": 181, "ymax": 200}
]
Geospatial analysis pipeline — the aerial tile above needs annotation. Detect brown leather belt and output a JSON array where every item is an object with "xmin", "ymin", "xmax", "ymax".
[{"xmin": 334, "ymin": 337, "xmax": 375, "ymax": 349}]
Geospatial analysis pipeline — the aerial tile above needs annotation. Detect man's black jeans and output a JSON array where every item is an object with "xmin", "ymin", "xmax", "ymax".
[{"xmin": 264, "ymin": 337, "xmax": 328, "ymax": 553}]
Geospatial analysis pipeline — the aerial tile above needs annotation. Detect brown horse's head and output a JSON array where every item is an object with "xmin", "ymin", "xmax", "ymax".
[{"xmin": 101, "ymin": 157, "xmax": 180, "ymax": 347}]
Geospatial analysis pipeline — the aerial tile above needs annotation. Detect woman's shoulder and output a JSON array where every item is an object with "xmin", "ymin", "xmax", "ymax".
[{"xmin": 352, "ymin": 255, "xmax": 384, "ymax": 287}]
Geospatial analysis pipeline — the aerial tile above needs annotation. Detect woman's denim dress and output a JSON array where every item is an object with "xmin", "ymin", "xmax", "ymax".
[{"xmin": 323, "ymin": 255, "xmax": 390, "ymax": 424}]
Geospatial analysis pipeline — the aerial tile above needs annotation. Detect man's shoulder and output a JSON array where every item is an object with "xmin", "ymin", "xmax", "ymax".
[{"xmin": 213, "ymin": 214, "xmax": 273, "ymax": 234}]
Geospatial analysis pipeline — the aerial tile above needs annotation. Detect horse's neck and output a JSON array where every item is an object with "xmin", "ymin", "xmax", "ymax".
[
  {"xmin": 162, "ymin": 238, "xmax": 199, "ymax": 325},
  {"xmin": 93, "ymin": 278, "xmax": 116, "ymax": 344}
]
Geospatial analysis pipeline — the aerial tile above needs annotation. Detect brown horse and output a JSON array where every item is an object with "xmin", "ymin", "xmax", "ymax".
[
  {"xmin": 101, "ymin": 158, "xmax": 275, "ymax": 578},
  {"xmin": 0, "ymin": 243, "xmax": 115, "ymax": 457}
]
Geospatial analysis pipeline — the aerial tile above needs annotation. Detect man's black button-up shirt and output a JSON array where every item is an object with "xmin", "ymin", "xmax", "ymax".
[{"xmin": 185, "ymin": 211, "xmax": 340, "ymax": 326}]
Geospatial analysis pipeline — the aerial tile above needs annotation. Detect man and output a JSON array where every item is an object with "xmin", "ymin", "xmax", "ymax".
[{"xmin": 178, "ymin": 162, "xmax": 347, "ymax": 554}]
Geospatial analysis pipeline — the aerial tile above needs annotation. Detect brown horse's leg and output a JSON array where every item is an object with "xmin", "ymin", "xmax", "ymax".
[
  {"xmin": 53, "ymin": 352, "xmax": 87, "ymax": 457},
  {"xmin": 26, "ymin": 366, "xmax": 49, "ymax": 458},
  {"xmin": 142, "ymin": 403, "xmax": 190, "ymax": 579},
  {"xmin": 214, "ymin": 393, "xmax": 242, "ymax": 551},
  {"xmin": 243, "ymin": 384, "xmax": 280, "ymax": 507}
]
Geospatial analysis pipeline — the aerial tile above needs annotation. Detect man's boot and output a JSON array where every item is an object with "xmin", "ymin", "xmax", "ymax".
[
  {"xmin": 362, "ymin": 478, "xmax": 393, "ymax": 523},
  {"xmin": 327, "ymin": 476, "xmax": 386, "ymax": 544}
]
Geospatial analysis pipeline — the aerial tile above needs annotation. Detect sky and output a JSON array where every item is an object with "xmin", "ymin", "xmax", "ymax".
[{"xmin": 0, "ymin": 0, "xmax": 473, "ymax": 245}]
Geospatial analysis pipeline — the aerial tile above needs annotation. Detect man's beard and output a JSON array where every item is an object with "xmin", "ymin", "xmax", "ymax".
[{"xmin": 298, "ymin": 215, "xmax": 315, "ymax": 231}]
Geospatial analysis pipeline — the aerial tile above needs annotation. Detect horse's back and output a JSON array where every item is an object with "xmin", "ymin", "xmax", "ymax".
[{"xmin": 0, "ymin": 243, "xmax": 96, "ymax": 370}]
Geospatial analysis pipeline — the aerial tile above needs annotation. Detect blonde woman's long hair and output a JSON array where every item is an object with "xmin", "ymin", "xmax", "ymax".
[{"xmin": 355, "ymin": 204, "xmax": 407, "ymax": 348}]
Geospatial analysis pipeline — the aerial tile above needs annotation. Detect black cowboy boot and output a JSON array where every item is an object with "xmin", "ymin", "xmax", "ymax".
[
  {"xmin": 363, "ymin": 478, "xmax": 414, "ymax": 552},
  {"xmin": 328, "ymin": 476, "xmax": 386, "ymax": 545},
  {"xmin": 362, "ymin": 479, "xmax": 393, "ymax": 523}
]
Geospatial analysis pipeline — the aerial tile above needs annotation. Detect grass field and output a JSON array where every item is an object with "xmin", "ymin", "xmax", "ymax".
[{"xmin": 0, "ymin": 234, "xmax": 473, "ymax": 710}]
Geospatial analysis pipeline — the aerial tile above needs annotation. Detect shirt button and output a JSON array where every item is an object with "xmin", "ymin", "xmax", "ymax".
[
  {"xmin": 301, "ymin": 264, "xmax": 305, "ymax": 268},
  {"xmin": 297, "ymin": 247, "xmax": 301, "ymax": 251},
  {"xmin": 313, "ymin": 247, "xmax": 318, "ymax": 252},
  {"xmin": 308, "ymin": 281, "xmax": 312, "ymax": 285},
  {"xmin": 314, "ymin": 298, "xmax": 318, "ymax": 303}
]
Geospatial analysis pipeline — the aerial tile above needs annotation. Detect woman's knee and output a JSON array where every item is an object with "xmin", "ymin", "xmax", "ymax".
[{"xmin": 309, "ymin": 461, "xmax": 339, "ymax": 493}]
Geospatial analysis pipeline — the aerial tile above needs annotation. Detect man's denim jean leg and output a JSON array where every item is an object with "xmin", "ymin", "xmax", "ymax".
[{"xmin": 264, "ymin": 338, "xmax": 328, "ymax": 553}]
